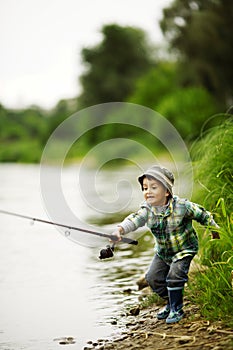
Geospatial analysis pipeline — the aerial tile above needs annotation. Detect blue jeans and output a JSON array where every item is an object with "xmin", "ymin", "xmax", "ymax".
[{"xmin": 145, "ymin": 254, "xmax": 194, "ymax": 299}]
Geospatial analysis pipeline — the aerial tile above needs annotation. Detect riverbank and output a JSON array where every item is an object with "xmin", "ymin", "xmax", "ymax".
[
  {"xmin": 83, "ymin": 298, "xmax": 233, "ymax": 350},
  {"xmin": 82, "ymin": 261, "xmax": 233, "ymax": 350}
]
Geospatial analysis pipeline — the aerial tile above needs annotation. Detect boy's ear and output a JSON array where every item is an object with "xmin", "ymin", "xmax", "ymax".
[{"xmin": 165, "ymin": 190, "xmax": 170, "ymax": 197}]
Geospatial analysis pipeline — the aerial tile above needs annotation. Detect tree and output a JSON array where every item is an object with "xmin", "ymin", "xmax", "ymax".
[
  {"xmin": 78, "ymin": 24, "xmax": 154, "ymax": 108},
  {"xmin": 160, "ymin": 0, "xmax": 233, "ymax": 106},
  {"xmin": 127, "ymin": 62, "xmax": 178, "ymax": 109},
  {"xmin": 156, "ymin": 86, "xmax": 220, "ymax": 139},
  {"xmin": 0, "ymin": 104, "xmax": 48, "ymax": 162},
  {"xmin": 47, "ymin": 98, "xmax": 77, "ymax": 138}
]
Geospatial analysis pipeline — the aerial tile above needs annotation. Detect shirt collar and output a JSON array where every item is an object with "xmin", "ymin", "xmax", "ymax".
[{"xmin": 141, "ymin": 198, "xmax": 174, "ymax": 216}]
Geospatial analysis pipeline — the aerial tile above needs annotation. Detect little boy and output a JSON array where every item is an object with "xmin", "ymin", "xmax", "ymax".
[{"xmin": 111, "ymin": 165, "xmax": 220, "ymax": 324}]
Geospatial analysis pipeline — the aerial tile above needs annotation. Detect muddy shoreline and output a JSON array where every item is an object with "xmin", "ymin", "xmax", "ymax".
[{"xmin": 83, "ymin": 299, "xmax": 233, "ymax": 350}]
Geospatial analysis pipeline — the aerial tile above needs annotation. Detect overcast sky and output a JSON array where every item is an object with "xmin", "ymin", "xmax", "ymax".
[{"xmin": 0, "ymin": 0, "xmax": 172, "ymax": 109}]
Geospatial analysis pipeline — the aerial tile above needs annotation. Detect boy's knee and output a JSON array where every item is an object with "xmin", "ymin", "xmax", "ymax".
[
  {"xmin": 145, "ymin": 270, "xmax": 152, "ymax": 283},
  {"xmin": 166, "ymin": 258, "xmax": 192, "ymax": 288}
]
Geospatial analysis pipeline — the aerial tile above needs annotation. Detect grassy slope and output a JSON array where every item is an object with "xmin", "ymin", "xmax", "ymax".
[{"xmin": 188, "ymin": 117, "xmax": 233, "ymax": 326}]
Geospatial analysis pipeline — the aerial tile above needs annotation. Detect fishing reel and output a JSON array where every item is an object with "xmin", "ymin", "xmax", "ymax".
[{"xmin": 99, "ymin": 244, "xmax": 115, "ymax": 260}]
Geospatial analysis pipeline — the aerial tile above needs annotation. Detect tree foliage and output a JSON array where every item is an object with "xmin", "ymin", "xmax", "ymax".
[
  {"xmin": 127, "ymin": 64, "xmax": 221, "ymax": 139},
  {"xmin": 156, "ymin": 86, "xmax": 219, "ymax": 138},
  {"xmin": 78, "ymin": 24, "xmax": 154, "ymax": 108},
  {"xmin": 160, "ymin": 0, "xmax": 233, "ymax": 106},
  {"xmin": 0, "ymin": 104, "xmax": 47, "ymax": 162},
  {"xmin": 127, "ymin": 62, "xmax": 178, "ymax": 108}
]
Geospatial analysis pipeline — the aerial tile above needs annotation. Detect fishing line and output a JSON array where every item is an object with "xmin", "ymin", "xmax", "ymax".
[{"xmin": 0, "ymin": 209, "xmax": 138, "ymax": 246}]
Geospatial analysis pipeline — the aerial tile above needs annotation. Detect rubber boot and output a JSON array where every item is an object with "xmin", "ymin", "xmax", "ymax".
[
  {"xmin": 157, "ymin": 303, "xmax": 170, "ymax": 320},
  {"xmin": 166, "ymin": 287, "xmax": 184, "ymax": 324}
]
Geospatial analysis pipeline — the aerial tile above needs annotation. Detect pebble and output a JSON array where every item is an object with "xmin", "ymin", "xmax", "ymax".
[
  {"xmin": 129, "ymin": 305, "xmax": 140, "ymax": 316},
  {"xmin": 123, "ymin": 288, "xmax": 132, "ymax": 294},
  {"xmin": 138, "ymin": 319, "xmax": 145, "ymax": 324},
  {"xmin": 53, "ymin": 336, "xmax": 76, "ymax": 345}
]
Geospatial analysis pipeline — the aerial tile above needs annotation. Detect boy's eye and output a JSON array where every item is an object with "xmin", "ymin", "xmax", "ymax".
[{"xmin": 143, "ymin": 186, "xmax": 157, "ymax": 191}]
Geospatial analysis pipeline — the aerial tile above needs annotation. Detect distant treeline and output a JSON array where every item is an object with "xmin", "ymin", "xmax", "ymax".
[{"xmin": 1, "ymin": 0, "xmax": 232, "ymax": 162}]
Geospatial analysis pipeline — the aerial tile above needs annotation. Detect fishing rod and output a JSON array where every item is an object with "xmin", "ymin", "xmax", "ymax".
[{"xmin": 0, "ymin": 209, "xmax": 138, "ymax": 250}]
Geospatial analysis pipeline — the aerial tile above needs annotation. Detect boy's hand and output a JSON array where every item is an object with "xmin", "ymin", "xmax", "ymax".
[
  {"xmin": 211, "ymin": 231, "xmax": 220, "ymax": 239},
  {"xmin": 110, "ymin": 227, "xmax": 123, "ymax": 243}
]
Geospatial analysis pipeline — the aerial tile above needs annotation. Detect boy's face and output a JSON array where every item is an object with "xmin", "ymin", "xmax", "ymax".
[{"xmin": 142, "ymin": 177, "xmax": 169, "ymax": 206}]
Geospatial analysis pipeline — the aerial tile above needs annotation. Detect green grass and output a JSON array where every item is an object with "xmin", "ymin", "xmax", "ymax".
[
  {"xmin": 191, "ymin": 116, "xmax": 233, "ymax": 217},
  {"xmin": 187, "ymin": 257, "xmax": 233, "ymax": 327},
  {"xmin": 188, "ymin": 115, "xmax": 233, "ymax": 326},
  {"xmin": 139, "ymin": 292, "xmax": 163, "ymax": 309}
]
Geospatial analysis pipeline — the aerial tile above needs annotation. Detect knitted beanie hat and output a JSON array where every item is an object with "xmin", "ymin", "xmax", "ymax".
[{"xmin": 138, "ymin": 165, "xmax": 174, "ymax": 195}]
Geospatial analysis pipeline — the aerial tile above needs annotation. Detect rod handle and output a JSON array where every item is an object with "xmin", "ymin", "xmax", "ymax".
[
  {"xmin": 122, "ymin": 237, "xmax": 138, "ymax": 245},
  {"xmin": 109, "ymin": 235, "xmax": 138, "ymax": 245}
]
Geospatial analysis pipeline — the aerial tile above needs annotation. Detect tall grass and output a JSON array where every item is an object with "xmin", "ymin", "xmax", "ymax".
[
  {"xmin": 191, "ymin": 116, "xmax": 232, "ymax": 213},
  {"xmin": 188, "ymin": 116, "xmax": 233, "ymax": 326}
]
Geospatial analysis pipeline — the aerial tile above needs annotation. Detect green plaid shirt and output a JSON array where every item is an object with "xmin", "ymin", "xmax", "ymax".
[{"xmin": 120, "ymin": 196, "xmax": 218, "ymax": 263}]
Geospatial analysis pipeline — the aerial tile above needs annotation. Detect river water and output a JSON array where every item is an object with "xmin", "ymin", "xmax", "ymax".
[{"xmin": 0, "ymin": 163, "xmax": 155, "ymax": 350}]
